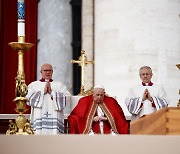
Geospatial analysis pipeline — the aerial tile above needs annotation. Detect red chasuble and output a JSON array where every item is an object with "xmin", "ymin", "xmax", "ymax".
[{"xmin": 68, "ymin": 95, "xmax": 128, "ymax": 134}]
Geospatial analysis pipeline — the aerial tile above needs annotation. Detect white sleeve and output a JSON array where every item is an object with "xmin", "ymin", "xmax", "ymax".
[
  {"xmin": 51, "ymin": 83, "xmax": 71, "ymax": 111},
  {"xmin": 152, "ymin": 86, "xmax": 169, "ymax": 110},
  {"xmin": 26, "ymin": 82, "xmax": 44, "ymax": 108},
  {"xmin": 125, "ymin": 88, "xmax": 143, "ymax": 115}
]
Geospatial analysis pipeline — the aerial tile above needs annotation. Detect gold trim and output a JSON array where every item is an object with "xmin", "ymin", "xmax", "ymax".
[
  {"xmin": 8, "ymin": 42, "xmax": 34, "ymax": 51},
  {"xmin": 18, "ymin": 36, "xmax": 25, "ymax": 43},
  {"xmin": 83, "ymin": 101, "xmax": 119, "ymax": 134},
  {"xmin": 99, "ymin": 103, "xmax": 119, "ymax": 134},
  {"xmin": 83, "ymin": 102, "xmax": 98, "ymax": 134}
]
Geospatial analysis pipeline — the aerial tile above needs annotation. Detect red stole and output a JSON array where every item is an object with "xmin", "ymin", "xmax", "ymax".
[
  {"xmin": 142, "ymin": 82, "xmax": 153, "ymax": 86},
  {"xmin": 39, "ymin": 78, "xmax": 53, "ymax": 82}
]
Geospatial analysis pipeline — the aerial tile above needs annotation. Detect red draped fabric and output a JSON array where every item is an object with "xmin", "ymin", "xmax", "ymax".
[
  {"xmin": 68, "ymin": 95, "xmax": 128, "ymax": 134},
  {"xmin": 0, "ymin": 0, "xmax": 37, "ymax": 114}
]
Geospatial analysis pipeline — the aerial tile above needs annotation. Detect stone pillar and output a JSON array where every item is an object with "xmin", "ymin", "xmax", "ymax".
[
  {"xmin": 94, "ymin": 0, "xmax": 180, "ymax": 115},
  {"xmin": 82, "ymin": 0, "xmax": 94, "ymax": 90},
  {"xmin": 37, "ymin": 0, "xmax": 72, "ymax": 113}
]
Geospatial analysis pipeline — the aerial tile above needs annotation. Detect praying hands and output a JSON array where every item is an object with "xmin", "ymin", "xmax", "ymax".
[
  {"xmin": 142, "ymin": 88, "xmax": 153, "ymax": 102},
  {"xmin": 44, "ymin": 81, "xmax": 52, "ymax": 94},
  {"xmin": 93, "ymin": 116, "xmax": 107, "ymax": 122}
]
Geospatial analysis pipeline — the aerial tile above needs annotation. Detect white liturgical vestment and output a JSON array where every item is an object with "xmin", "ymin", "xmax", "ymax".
[
  {"xmin": 26, "ymin": 80, "xmax": 71, "ymax": 135},
  {"xmin": 125, "ymin": 83, "xmax": 169, "ymax": 121}
]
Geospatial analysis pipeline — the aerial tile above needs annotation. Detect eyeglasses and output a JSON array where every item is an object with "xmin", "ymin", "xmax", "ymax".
[
  {"xmin": 140, "ymin": 73, "xmax": 151, "ymax": 76},
  {"xmin": 41, "ymin": 70, "xmax": 53, "ymax": 72}
]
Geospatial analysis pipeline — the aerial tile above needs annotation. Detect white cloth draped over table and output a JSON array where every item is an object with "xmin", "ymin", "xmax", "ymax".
[
  {"xmin": 26, "ymin": 81, "xmax": 71, "ymax": 135},
  {"xmin": 125, "ymin": 83, "xmax": 169, "ymax": 121}
]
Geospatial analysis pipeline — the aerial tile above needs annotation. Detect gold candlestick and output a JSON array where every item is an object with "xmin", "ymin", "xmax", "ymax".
[
  {"xmin": 71, "ymin": 50, "xmax": 94, "ymax": 95},
  {"xmin": 176, "ymin": 64, "xmax": 180, "ymax": 107},
  {"xmin": 6, "ymin": 36, "xmax": 34, "ymax": 135}
]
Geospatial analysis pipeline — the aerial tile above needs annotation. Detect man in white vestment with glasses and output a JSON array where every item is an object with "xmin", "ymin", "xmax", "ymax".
[{"xmin": 26, "ymin": 63, "xmax": 71, "ymax": 135}]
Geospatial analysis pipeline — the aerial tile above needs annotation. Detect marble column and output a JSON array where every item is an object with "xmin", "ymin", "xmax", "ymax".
[
  {"xmin": 82, "ymin": 0, "xmax": 94, "ymax": 90},
  {"xmin": 93, "ymin": 0, "xmax": 180, "ymax": 116},
  {"xmin": 37, "ymin": 0, "xmax": 72, "ymax": 113}
]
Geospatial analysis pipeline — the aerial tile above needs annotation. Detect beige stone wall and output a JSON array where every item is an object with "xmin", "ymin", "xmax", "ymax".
[{"xmin": 83, "ymin": 0, "xmax": 180, "ymax": 116}]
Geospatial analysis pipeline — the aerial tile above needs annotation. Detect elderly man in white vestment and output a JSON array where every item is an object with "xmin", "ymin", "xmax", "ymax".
[
  {"xmin": 125, "ymin": 66, "xmax": 169, "ymax": 121},
  {"xmin": 26, "ymin": 63, "xmax": 71, "ymax": 135}
]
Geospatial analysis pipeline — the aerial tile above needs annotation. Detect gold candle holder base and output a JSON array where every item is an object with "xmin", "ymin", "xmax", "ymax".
[
  {"xmin": 6, "ymin": 40, "xmax": 34, "ymax": 135},
  {"xmin": 6, "ymin": 114, "xmax": 33, "ymax": 135},
  {"xmin": 6, "ymin": 97, "xmax": 34, "ymax": 135}
]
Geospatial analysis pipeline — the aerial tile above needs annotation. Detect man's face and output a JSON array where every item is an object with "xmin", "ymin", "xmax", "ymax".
[
  {"xmin": 40, "ymin": 64, "xmax": 53, "ymax": 80},
  {"xmin": 93, "ymin": 88, "xmax": 105, "ymax": 103},
  {"xmin": 139, "ymin": 68, "xmax": 152, "ymax": 83}
]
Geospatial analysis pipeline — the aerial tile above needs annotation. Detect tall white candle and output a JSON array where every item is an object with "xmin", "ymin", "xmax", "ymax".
[{"xmin": 17, "ymin": 0, "xmax": 25, "ymax": 37}]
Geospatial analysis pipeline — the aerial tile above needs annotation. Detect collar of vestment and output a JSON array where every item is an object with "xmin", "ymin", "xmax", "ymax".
[
  {"xmin": 142, "ymin": 82, "xmax": 153, "ymax": 86},
  {"xmin": 39, "ymin": 78, "xmax": 53, "ymax": 82}
]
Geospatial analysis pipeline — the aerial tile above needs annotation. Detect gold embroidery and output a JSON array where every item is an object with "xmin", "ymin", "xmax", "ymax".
[
  {"xmin": 83, "ymin": 102, "xmax": 98, "ymax": 134},
  {"xmin": 83, "ymin": 101, "xmax": 119, "ymax": 134},
  {"xmin": 99, "ymin": 103, "xmax": 119, "ymax": 134}
]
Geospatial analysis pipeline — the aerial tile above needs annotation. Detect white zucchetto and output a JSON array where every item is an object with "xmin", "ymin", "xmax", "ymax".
[{"xmin": 94, "ymin": 84, "xmax": 105, "ymax": 90}]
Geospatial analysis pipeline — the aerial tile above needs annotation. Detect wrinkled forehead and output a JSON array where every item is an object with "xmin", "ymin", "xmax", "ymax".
[
  {"xmin": 41, "ymin": 64, "xmax": 53, "ymax": 70},
  {"xmin": 139, "ymin": 68, "xmax": 152, "ymax": 75}
]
